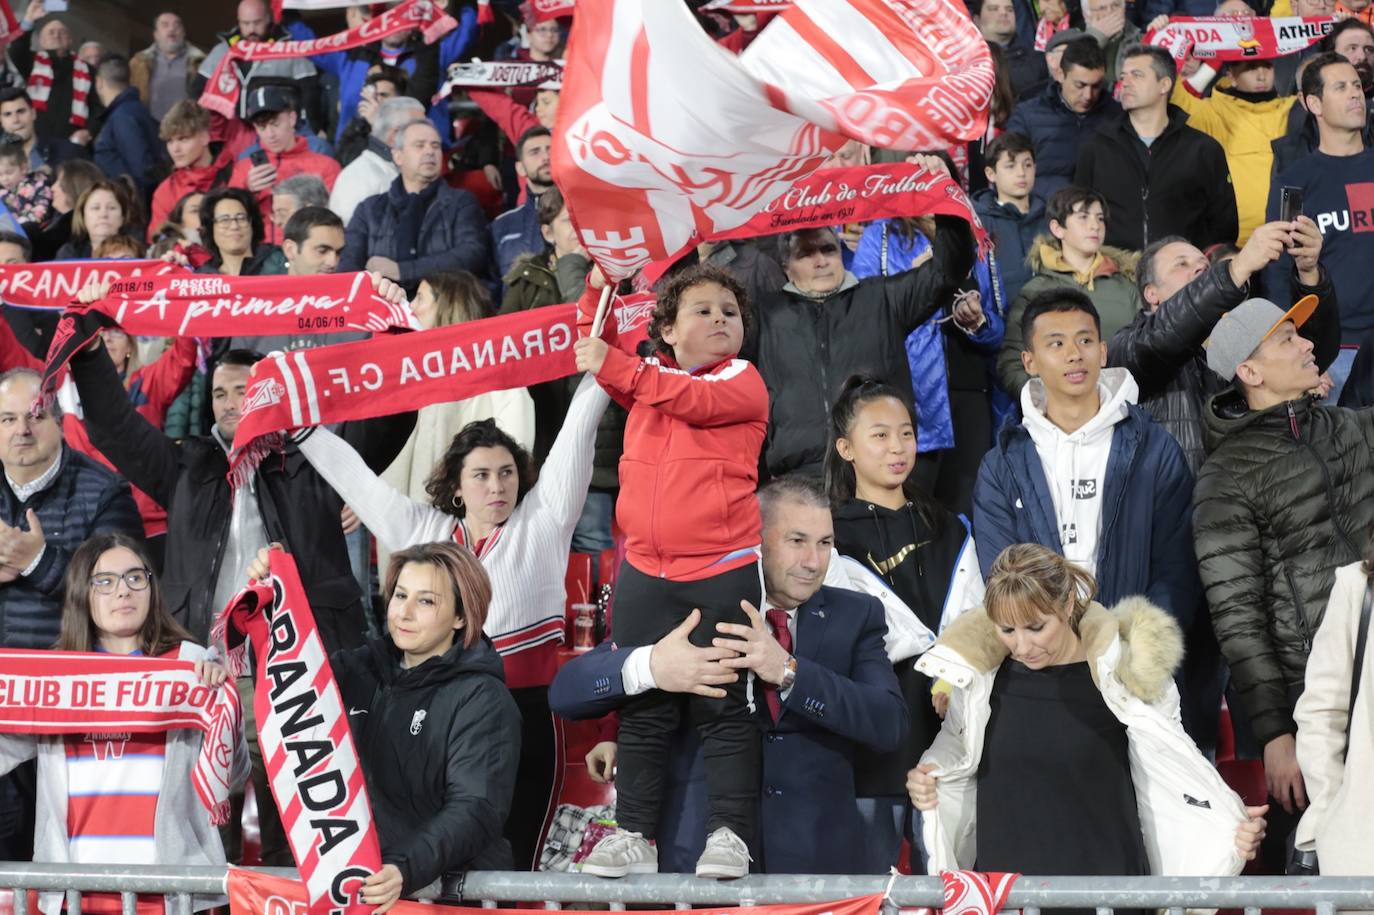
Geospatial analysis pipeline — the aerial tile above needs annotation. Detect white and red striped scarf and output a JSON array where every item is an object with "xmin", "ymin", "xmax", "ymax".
[
  {"xmin": 40, "ymin": 272, "xmax": 418, "ymax": 404},
  {"xmin": 215, "ymin": 550, "xmax": 381, "ymax": 915},
  {"xmin": 28, "ymin": 51, "xmax": 90, "ymax": 129},
  {"xmin": 0, "ymin": 649, "xmax": 242, "ymax": 825},
  {"xmin": 228, "ymin": 294, "xmax": 654, "ymax": 482}
]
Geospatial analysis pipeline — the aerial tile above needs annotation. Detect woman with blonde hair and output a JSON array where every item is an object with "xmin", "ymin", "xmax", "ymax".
[
  {"xmin": 246, "ymin": 541, "xmax": 520, "ymax": 912},
  {"xmin": 908, "ymin": 543, "xmax": 1266, "ymax": 893}
]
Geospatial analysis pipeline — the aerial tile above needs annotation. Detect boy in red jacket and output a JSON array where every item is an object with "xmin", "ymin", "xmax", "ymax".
[{"xmin": 573, "ymin": 265, "xmax": 767, "ymax": 880}]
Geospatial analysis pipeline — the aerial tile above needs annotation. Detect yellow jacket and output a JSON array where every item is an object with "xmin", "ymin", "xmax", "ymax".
[{"xmin": 1171, "ymin": 76, "xmax": 1296, "ymax": 244}]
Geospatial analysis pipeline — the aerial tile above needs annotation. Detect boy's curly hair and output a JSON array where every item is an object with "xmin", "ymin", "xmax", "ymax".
[{"xmin": 648, "ymin": 264, "xmax": 751, "ymax": 360}]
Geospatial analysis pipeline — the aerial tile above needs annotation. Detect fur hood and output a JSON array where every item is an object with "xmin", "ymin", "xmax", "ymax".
[
  {"xmin": 935, "ymin": 595, "xmax": 1183, "ymax": 704},
  {"xmin": 1027, "ymin": 235, "xmax": 1139, "ymax": 281}
]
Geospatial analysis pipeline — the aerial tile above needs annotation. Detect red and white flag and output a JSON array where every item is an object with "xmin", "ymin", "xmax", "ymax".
[
  {"xmin": 532, "ymin": 0, "xmax": 577, "ymax": 21},
  {"xmin": 551, "ymin": 0, "xmax": 994, "ymax": 281}
]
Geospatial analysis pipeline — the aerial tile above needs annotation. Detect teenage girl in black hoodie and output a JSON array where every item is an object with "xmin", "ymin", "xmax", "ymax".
[{"xmin": 824, "ymin": 374, "xmax": 983, "ymax": 874}]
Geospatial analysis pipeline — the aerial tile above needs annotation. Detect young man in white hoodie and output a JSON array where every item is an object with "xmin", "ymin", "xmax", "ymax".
[{"xmin": 972, "ymin": 288, "xmax": 1202, "ymax": 632}]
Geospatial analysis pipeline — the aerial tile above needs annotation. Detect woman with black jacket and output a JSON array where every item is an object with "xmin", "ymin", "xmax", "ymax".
[
  {"xmin": 249, "ymin": 541, "xmax": 520, "ymax": 910},
  {"xmin": 824, "ymin": 374, "xmax": 984, "ymax": 874}
]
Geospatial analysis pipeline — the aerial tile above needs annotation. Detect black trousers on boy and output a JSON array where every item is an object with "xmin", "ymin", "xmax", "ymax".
[{"xmin": 611, "ymin": 560, "xmax": 762, "ymax": 843}]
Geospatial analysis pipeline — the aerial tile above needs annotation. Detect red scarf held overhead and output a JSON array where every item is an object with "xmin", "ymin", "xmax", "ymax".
[
  {"xmin": 199, "ymin": 0, "xmax": 457, "ymax": 118},
  {"xmin": 1145, "ymin": 15, "xmax": 1336, "ymax": 62},
  {"xmin": 40, "ymin": 272, "xmax": 418, "ymax": 403},
  {"xmin": 28, "ymin": 50, "xmax": 90, "ymax": 129},
  {"xmin": 214, "ymin": 551, "xmax": 382, "ymax": 915},
  {"xmin": 638, "ymin": 161, "xmax": 989, "ymax": 288},
  {"xmin": 0, "ymin": 0, "xmax": 20, "ymax": 45},
  {"xmin": 0, "ymin": 649, "xmax": 242, "ymax": 825},
  {"xmin": 228, "ymin": 294, "xmax": 654, "ymax": 484}
]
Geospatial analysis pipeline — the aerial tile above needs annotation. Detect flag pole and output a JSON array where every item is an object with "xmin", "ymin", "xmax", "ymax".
[{"xmin": 589, "ymin": 283, "xmax": 614, "ymax": 338}]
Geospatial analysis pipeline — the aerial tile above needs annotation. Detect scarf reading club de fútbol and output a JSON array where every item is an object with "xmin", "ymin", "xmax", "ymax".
[
  {"xmin": 0, "ymin": 649, "xmax": 242, "ymax": 824},
  {"xmin": 214, "ymin": 550, "xmax": 381, "ymax": 915}
]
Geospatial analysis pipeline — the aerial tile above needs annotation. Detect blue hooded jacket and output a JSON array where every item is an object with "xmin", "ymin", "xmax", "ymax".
[
  {"xmin": 972, "ymin": 370, "xmax": 1202, "ymax": 629},
  {"xmin": 852, "ymin": 221, "xmax": 1006, "ymax": 452}
]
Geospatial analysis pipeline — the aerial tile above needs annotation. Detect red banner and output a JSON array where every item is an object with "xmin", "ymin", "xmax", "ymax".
[
  {"xmin": 228, "ymin": 870, "xmax": 885, "ymax": 915},
  {"xmin": 0, "ymin": 260, "xmax": 181, "ymax": 311},
  {"xmin": 218, "ymin": 553, "xmax": 381, "ymax": 915},
  {"xmin": 201, "ymin": 0, "xmax": 456, "ymax": 117},
  {"xmin": 228, "ymin": 295, "xmax": 653, "ymax": 481},
  {"xmin": 710, "ymin": 162, "xmax": 987, "ymax": 244}
]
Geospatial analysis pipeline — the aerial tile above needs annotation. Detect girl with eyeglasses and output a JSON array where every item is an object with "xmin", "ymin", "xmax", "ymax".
[
  {"xmin": 193, "ymin": 187, "xmax": 285, "ymax": 277},
  {"xmin": 0, "ymin": 532, "xmax": 248, "ymax": 915}
]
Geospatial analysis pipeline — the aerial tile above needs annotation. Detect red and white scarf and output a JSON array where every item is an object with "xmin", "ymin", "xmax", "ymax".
[
  {"xmin": 200, "ymin": 0, "xmax": 456, "ymax": 118},
  {"xmin": 229, "ymin": 295, "xmax": 653, "ymax": 482},
  {"xmin": 0, "ymin": 259, "xmax": 179, "ymax": 312},
  {"xmin": 1145, "ymin": 16, "xmax": 1336, "ymax": 62},
  {"xmin": 215, "ymin": 551, "xmax": 381, "ymax": 915},
  {"xmin": 29, "ymin": 51, "xmax": 90, "ymax": 129},
  {"xmin": 938, "ymin": 871, "xmax": 1020, "ymax": 915},
  {"xmin": 0, "ymin": 649, "xmax": 242, "ymax": 825},
  {"xmin": 40, "ymin": 272, "xmax": 418, "ymax": 403}
]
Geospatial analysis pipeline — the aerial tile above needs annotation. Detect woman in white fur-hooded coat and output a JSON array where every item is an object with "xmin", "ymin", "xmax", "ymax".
[{"xmin": 907, "ymin": 543, "xmax": 1266, "ymax": 879}]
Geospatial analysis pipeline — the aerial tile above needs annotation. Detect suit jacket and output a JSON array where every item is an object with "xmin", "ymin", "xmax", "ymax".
[{"xmin": 549, "ymin": 584, "xmax": 907, "ymax": 874}]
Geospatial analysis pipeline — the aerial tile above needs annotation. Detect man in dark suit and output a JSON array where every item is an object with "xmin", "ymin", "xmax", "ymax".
[{"xmin": 550, "ymin": 476, "xmax": 907, "ymax": 875}]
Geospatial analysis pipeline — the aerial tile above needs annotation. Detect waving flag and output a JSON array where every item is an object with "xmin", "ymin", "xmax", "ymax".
[{"xmin": 551, "ymin": 0, "xmax": 994, "ymax": 281}]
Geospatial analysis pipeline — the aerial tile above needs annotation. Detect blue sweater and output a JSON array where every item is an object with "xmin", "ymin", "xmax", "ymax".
[
  {"xmin": 1264, "ymin": 147, "xmax": 1374, "ymax": 342},
  {"xmin": 312, "ymin": 6, "xmax": 478, "ymax": 145},
  {"xmin": 852, "ymin": 221, "xmax": 1006, "ymax": 452}
]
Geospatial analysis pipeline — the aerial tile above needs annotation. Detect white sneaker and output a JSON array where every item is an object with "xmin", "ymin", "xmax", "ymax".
[
  {"xmin": 580, "ymin": 828, "xmax": 658, "ymax": 878},
  {"xmin": 695, "ymin": 826, "xmax": 751, "ymax": 879}
]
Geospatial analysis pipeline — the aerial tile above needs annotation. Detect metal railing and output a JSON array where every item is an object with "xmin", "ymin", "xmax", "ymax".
[{"xmin": 1, "ymin": 864, "xmax": 1373, "ymax": 914}]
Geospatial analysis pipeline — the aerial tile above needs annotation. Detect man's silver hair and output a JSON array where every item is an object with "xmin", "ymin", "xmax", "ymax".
[{"xmin": 374, "ymin": 97, "xmax": 425, "ymax": 144}]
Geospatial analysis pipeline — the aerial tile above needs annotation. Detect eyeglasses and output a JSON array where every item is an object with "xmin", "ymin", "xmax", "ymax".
[
  {"xmin": 89, "ymin": 569, "xmax": 152, "ymax": 594},
  {"xmin": 214, "ymin": 214, "xmax": 251, "ymax": 226}
]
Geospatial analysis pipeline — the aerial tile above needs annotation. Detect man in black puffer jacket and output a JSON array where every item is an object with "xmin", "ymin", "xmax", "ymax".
[
  {"xmin": 745, "ymin": 172, "xmax": 975, "ymax": 479},
  {"xmin": 1192, "ymin": 296, "xmax": 1374, "ymax": 871},
  {"xmin": 1110, "ymin": 216, "xmax": 1338, "ymax": 475},
  {"xmin": 0, "ymin": 368, "xmax": 142, "ymax": 649}
]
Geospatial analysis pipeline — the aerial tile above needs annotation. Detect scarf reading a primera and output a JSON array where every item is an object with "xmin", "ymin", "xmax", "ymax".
[
  {"xmin": 228, "ymin": 293, "xmax": 654, "ymax": 484},
  {"xmin": 0, "ymin": 649, "xmax": 242, "ymax": 825},
  {"xmin": 214, "ymin": 550, "xmax": 381, "ymax": 915},
  {"xmin": 41, "ymin": 271, "xmax": 418, "ymax": 402}
]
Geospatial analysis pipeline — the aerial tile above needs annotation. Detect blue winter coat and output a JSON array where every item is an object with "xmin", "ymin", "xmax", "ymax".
[
  {"xmin": 340, "ymin": 176, "xmax": 492, "ymax": 288},
  {"xmin": 549, "ymin": 585, "xmax": 906, "ymax": 875},
  {"xmin": 971, "ymin": 399, "xmax": 1202, "ymax": 629},
  {"xmin": 971, "ymin": 187, "xmax": 1047, "ymax": 303},
  {"xmin": 852, "ymin": 222, "xmax": 1006, "ymax": 452},
  {"xmin": 1005, "ymin": 81, "xmax": 1121, "ymax": 198},
  {"xmin": 93, "ymin": 87, "xmax": 166, "ymax": 197},
  {"xmin": 492, "ymin": 194, "xmax": 541, "ymax": 281}
]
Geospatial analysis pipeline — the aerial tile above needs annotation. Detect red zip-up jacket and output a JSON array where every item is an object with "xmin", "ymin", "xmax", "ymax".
[
  {"xmin": 582, "ymin": 285, "xmax": 768, "ymax": 581},
  {"xmin": 228, "ymin": 137, "xmax": 342, "ymax": 244},
  {"xmin": 147, "ymin": 146, "xmax": 235, "ymax": 242}
]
